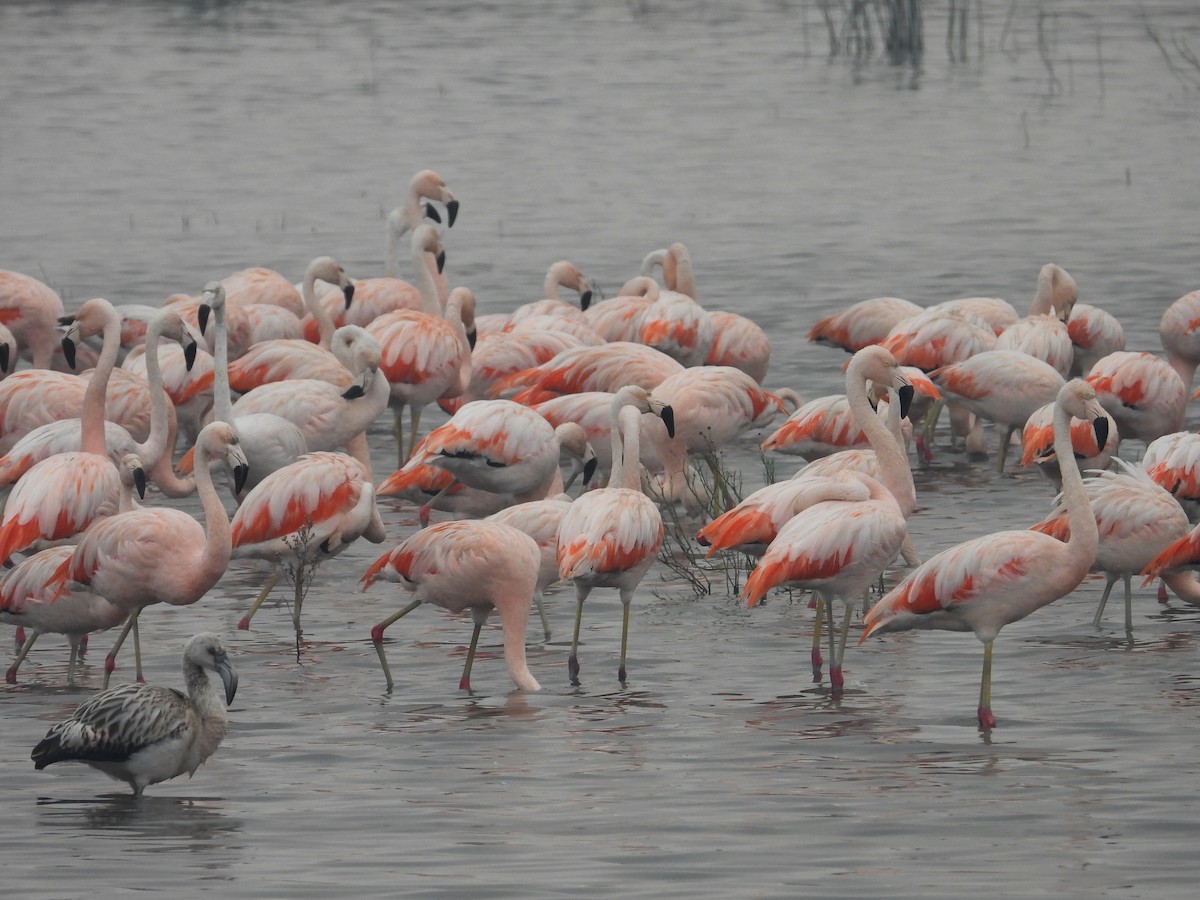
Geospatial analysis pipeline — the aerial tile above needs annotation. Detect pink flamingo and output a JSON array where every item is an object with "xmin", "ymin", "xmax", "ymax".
[
  {"xmin": 807, "ymin": 296, "xmax": 923, "ymax": 354},
  {"xmin": 230, "ymin": 451, "xmax": 387, "ymax": 632},
  {"xmin": 555, "ymin": 387, "xmax": 675, "ymax": 684},
  {"xmin": 0, "ymin": 268, "xmax": 66, "ymax": 369},
  {"xmin": 1020, "ymin": 398, "xmax": 1118, "ymax": 486},
  {"xmin": 926, "ymin": 296, "xmax": 1019, "ymax": 335},
  {"xmin": 1159, "ymin": 289, "xmax": 1200, "ymax": 390},
  {"xmin": 1143, "ymin": 431, "xmax": 1200, "ymax": 508},
  {"xmin": 505, "ymin": 261, "xmax": 594, "ymax": 327},
  {"xmin": 46, "ymin": 421, "xmax": 249, "ymax": 687},
  {"xmin": 444, "ymin": 329, "xmax": 584, "ymax": 413},
  {"xmin": 994, "ymin": 264, "xmax": 1078, "ymax": 377},
  {"xmin": 1085, "ymin": 351, "xmax": 1187, "ymax": 446},
  {"xmin": 379, "ymin": 403, "xmax": 598, "ymax": 519},
  {"xmin": 0, "ymin": 299, "xmax": 133, "ymax": 564},
  {"xmin": 705, "ymin": 310, "xmax": 771, "ymax": 384},
  {"xmin": 1068, "ymin": 302, "xmax": 1125, "ymax": 377},
  {"xmin": 0, "ymin": 454, "xmax": 144, "ymax": 685},
  {"xmin": 487, "ymin": 496, "xmax": 575, "ymax": 642},
  {"xmin": 636, "ymin": 243, "xmax": 713, "ymax": 367},
  {"xmin": 861, "ymin": 379, "xmax": 1110, "ymax": 730},
  {"xmin": 362, "ymin": 519, "xmax": 542, "ymax": 693},
  {"xmin": 583, "ymin": 277, "xmax": 658, "ymax": 343},
  {"xmin": 932, "ymin": 349, "xmax": 1065, "ymax": 472},
  {"xmin": 367, "ymin": 225, "xmax": 476, "ymax": 462},
  {"xmin": 1031, "ymin": 461, "xmax": 1198, "ymax": 631},
  {"xmin": 495, "ymin": 341, "xmax": 684, "ymax": 405}
]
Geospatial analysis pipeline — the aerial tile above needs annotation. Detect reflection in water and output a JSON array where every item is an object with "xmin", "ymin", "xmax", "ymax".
[{"xmin": 37, "ymin": 794, "xmax": 243, "ymax": 852}]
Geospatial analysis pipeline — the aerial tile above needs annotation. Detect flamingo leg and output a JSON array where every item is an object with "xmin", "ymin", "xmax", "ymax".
[
  {"xmin": 921, "ymin": 398, "xmax": 943, "ymax": 451},
  {"xmin": 370, "ymin": 599, "xmax": 422, "ymax": 692},
  {"xmin": 79, "ymin": 633, "xmax": 88, "ymax": 656},
  {"xmin": 103, "ymin": 613, "xmax": 139, "ymax": 689},
  {"xmin": 66, "ymin": 635, "xmax": 81, "ymax": 687},
  {"xmin": 419, "ymin": 477, "xmax": 462, "ymax": 528},
  {"xmin": 568, "ymin": 584, "xmax": 587, "ymax": 686},
  {"xmin": 995, "ymin": 426, "xmax": 1015, "ymax": 474},
  {"xmin": 132, "ymin": 616, "xmax": 144, "ymax": 684},
  {"xmin": 618, "ymin": 589, "xmax": 633, "ymax": 683},
  {"xmin": 459, "ymin": 612, "xmax": 485, "ymax": 691},
  {"xmin": 533, "ymin": 591, "xmax": 552, "ymax": 643},
  {"xmin": 1122, "ymin": 574, "xmax": 1133, "ymax": 634},
  {"xmin": 408, "ymin": 406, "xmax": 423, "ymax": 466},
  {"xmin": 14, "ymin": 625, "xmax": 26, "ymax": 654},
  {"xmin": 1092, "ymin": 575, "xmax": 1117, "ymax": 628},
  {"xmin": 826, "ymin": 596, "xmax": 843, "ymax": 695},
  {"xmin": 392, "ymin": 411, "xmax": 406, "ymax": 467},
  {"xmin": 835, "ymin": 601, "xmax": 855, "ymax": 683},
  {"xmin": 978, "ymin": 640, "xmax": 996, "ymax": 731},
  {"xmin": 239, "ymin": 569, "xmax": 282, "ymax": 630},
  {"xmin": 6, "ymin": 629, "xmax": 40, "ymax": 684},
  {"xmin": 1158, "ymin": 579, "xmax": 1169, "ymax": 605},
  {"xmin": 811, "ymin": 596, "xmax": 824, "ymax": 681}
]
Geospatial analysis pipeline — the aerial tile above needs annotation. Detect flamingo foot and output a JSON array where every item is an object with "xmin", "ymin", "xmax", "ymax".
[
  {"xmin": 617, "ymin": 663, "xmax": 627, "ymax": 683},
  {"xmin": 1158, "ymin": 581, "xmax": 1169, "ymax": 604},
  {"xmin": 459, "ymin": 674, "xmax": 471, "ymax": 691},
  {"xmin": 419, "ymin": 504, "xmax": 432, "ymax": 528},
  {"xmin": 811, "ymin": 647, "xmax": 823, "ymax": 680},
  {"xmin": 237, "ymin": 616, "xmax": 252, "ymax": 631},
  {"xmin": 568, "ymin": 652, "xmax": 580, "ymax": 686},
  {"xmin": 5, "ymin": 666, "xmax": 17, "ymax": 684},
  {"xmin": 829, "ymin": 665, "xmax": 844, "ymax": 696},
  {"xmin": 104, "ymin": 653, "xmax": 118, "ymax": 675},
  {"xmin": 807, "ymin": 597, "xmax": 817, "ymax": 609},
  {"xmin": 977, "ymin": 705, "xmax": 997, "ymax": 731},
  {"xmin": 136, "ymin": 673, "xmax": 146, "ymax": 685}
]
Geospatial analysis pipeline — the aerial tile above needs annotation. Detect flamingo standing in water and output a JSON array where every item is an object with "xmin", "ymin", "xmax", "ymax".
[
  {"xmin": 486, "ymin": 496, "xmax": 574, "ymax": 643},
  {"xmin": 46, "ymin": 421, "xmax": 249, "ymax": 687},
  {"xmin": 230, "ymin": 451, "xmax": 387, "ymax": 633},
  {"xmin": 362, "ymin": 520, "xmax": 542, "ymax": 693},
  {"xmin": 807, "ymin": 296, "xmax": 923, "ymax": 354},
  {"xmin": 555, "ymin": 387, "xmax": 676, "ymax": 685},
  {"xmin": 1085, "ymin": 350, "xmax": 1187, "ymax": 447},
  {"xmin": 861, "ymin": 379, "xmax": 1110, "ymax": 730},
  {"xmin": 1159, "ymin": 289, "xmax": 1200, "ymax": 390},
  {"xmin": 636, "ymin": 243, "xmax": 713, "ymax": 367}
]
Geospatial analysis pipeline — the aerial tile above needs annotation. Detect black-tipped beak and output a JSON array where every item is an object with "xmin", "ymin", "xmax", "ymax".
[
  {"xmin": 467, "ymin": 328, "xmax": 477, "ymax": 351},
  {"xmin": 423, "ymin": 202, "xmax": 442, "ymax": 224},
  {"xmin": 583, "ymin": 456, "xmax": 598, "ymax": 485},
  {"xmin": 436, "ymin": 250, "xmax": 446, "ymax": 275},
  {"xmin": 580, "ymin": 289, "xmax": 593, "ymax": 311},
  {"xmin": 0, "ymin": 344, "xmax": 9, "ymax": 374},
  {"xmin": 57, "ymin": 314, "xmax": 75, "ymax": 327},
  {"xmin": 343, "ymin": 283, "xmax": 355, "ymax": 309},
  {"xmin": 198, "ymin": 304, "xmax": 211, "ymax": 335},
  {"xmin": 898, "ymin": 383, "xmax": 915, "ymax": 419},
  {"xmin": 1093, "ymin": 417, "xmax": 1109, "ymax": 450},
  {"xmin": 61, "ymin": 337, "xmax": 77, "ymax": 370},
  {"xmin": 133, "ymin": 466, "xmax": 147, "ymax": 500},
  {"xmin": 216, "ymin": 654, "xmax": 238, "ymax": 705},
  {"xmin": 661, "ymin": 405, "xmax": 676, "ymax": 439},
  {"xmin": 342, "ymin": 384, "xmax": 366, "ymax": 400},
  {"xmin": 183, "ymin": 339, "xmax": 198, "ymax": 372},
  {"xmin": 233, "ymin": 463, "xmax": 249, "ymax": 496},
  {"xmin": 446, "ymin": 199, "xmax": 459, "ymax": 228}
]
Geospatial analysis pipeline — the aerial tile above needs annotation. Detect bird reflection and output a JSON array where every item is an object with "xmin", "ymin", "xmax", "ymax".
[{"xmin": 36, "ymin": 795, "xmax": 242, "ymax": 847}]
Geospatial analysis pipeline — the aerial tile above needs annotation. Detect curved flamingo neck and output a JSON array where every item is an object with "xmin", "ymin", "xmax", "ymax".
[
  {"xmin": 303, "ymin": 268, "xmax": 337, "ymax": 349},
  {"xmin": 80, "ymin": 307, "xmax": 122, "ymax": 457},
  {"xmin": 543, "ymin": 263, "xmax": 570, "ymax": 300},
  {"xmin": 1053, "ymin": 398, "xmax": 1099, "ymax": 563},
  {"xmin": 413, "ymin": 239, "xmax": 442, "ymax": 316},
  {"xmin": 609, "ymin": 402, "xmax": 643, "ymax": 491},
  {"xmin": 665, "ymin": 245, "xmax": 697, "ymax": 299},
  {"xmin": 192, "ymin": 436, "xmax": 233, "ymax": 588},
  {"xmin": 499, "ymin": 600, "xmax": 540, "ymax": 691},
  {"xmin": 445, "ymin": 291, "xmax": 472, "ymax": 395},
  {"xmin": 846, "ymin": 368, "xmax": 914, "ymax": 517},
  {"xmin": 383, "ymin": 208, "xmax": 406, "ymax": 279},
  {"xmin": 137, "ymin": 318, "xmax": 195, "ymax": 497}
]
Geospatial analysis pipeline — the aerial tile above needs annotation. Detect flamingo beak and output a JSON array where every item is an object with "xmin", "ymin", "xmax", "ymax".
[
  {"xmin": 446, "ymin": 199, "xmax": 459, "ymax": 228},
  {"xmin": 1092, "ymin": 417, "xmax": 1109, "ymax": 450},
  {"xmin": 583, "ymin": 456, "xmax": 598, "ymax": 485},
  {"xmin": 61, "ymin": 336, "xmax": 77, "ymax": 370},
  {"xmin": 661, "ymin": 405, "xmax": 676, "ymax": 439},
  {"xmin": 183, "ymin": 338, "xmax": 198, "ymax": 372},
  {"xmin": 579, "ymin": 289, "xmax": 593, "ymax": 311},
  {"xmin": 897, "ymin": 383, "xmax": 915, "ymax": 419},
  {"xmin": 232, "ymin": 463, "xmax": 249, "ymax": 495},
  {"xmin": 423, "ymin": 202, "xmax": 442, "ymax": 224},
  {"xmin": 467, "ymin": 327, "xmax": 477, "ymax": 351},
  {"xmin": 343, "ymin": 282, "xmax": 355, "ymax": 310},
  {"xmin": 198, "ymin": 303, "xmax": 211, "ymax": 334},
  {"xmin": 215, "ymin": 652, "xmax": 238, "ymax": 704},
  {"xmin": 436, "ymin": 250, "xmax": 446, "ymax": 275},
  {"xmin": 0, "ymin": 343, "xmax": 9, "ymax": 374},
  {"xmin": 133, "ymin": 466, "xmax": 147, "ymax": 500}
]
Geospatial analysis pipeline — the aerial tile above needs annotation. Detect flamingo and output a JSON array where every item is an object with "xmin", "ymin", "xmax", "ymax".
[
  {"xmin": 362, "ymin": 520, "xmax": 542, "ymax": 693},
  {"xmin": 379, "ymin": 404, "xmax": 598, "ymax": 520},
  {"xmin": 994, "ymin": 264, "xmax": 1078, "ymax": 377},
  {"xmin": 486, "ymin": 496, "xmax": 575, "ymax": 642},
  {"xmin": 0, "ymin": 268, "xmax": 66, "ymax": 369},
  {"xmin": 495, "ymin": 341, "xmax": 684, "ymax": 405},
  {"xmin": 0, "ymin": 307, "xmax": 198, "ymax": 495},
  {"xmin": 1031, "ymin": 460, "xmax": 1195, "ymax": 631},
  {"xmin": 705, "ymin": 310, "xmax": 771, "ymax": 384},
  {"xmin": 368, "ymin": 226, "xmax": 476, "ymax": 462},
  {"xmin": 931, "ymin": 350, "xmax": 1066, "ymax": 472},
  {"xmin": 1143, "ymin": 431, "xmax": 1200, "ymax": 509},
  {"xmin": 926, "ymin": 296, "xmax": 1019, "ymax": 335},
  {"xmin": 228, "ymin": 326, "xmax": 390, "ymax": 479},
  {"xmin": 31, "ymin": 632, "xmax": 237, "ymax": 797},
  {"xmin": 555, "ymin": 386, "xmax": 675, "ymax": 685},
  {"xmin": 46, "ymin": 421, "xmax": 249, "ymax": 687},
  {"xmin": 861, "ymin": 379, "xmax": 1110, "ymax": 730},
  {"xmin": 506, "ymin": 260, "xmax": 594, "ymax": 326},
  {"xmin": 445, "ymin": 329, "xmax": 584, "ymax": 413},
  {"xmin": 636, "ymin": 243, "xmax": 713, "ymax": 367},
  {"xmin": 583, "ymin": 277, "xmax": 657, "ymax": 343},
  {"xmin": 221, "ymin": 256, "xmax": 357, "ymax": 393},
  {"xmin": 0, "ymin": 299, "xmax": 133, "ymax": 564},
  {"xmin": 230, "ymin": 451, "xmax": 387, "ymax": 633},
  {"xmin": 1068, "ymin": 302, "xmax": 1125, "ymax": 377},
  {"xmin": 1085, "ymin": 351, "xmax": 1187, "ymax": 447},
  {"xmin": 807, "ymin": 297, "xmax": 923, "ymax": 354},
  {"xmin": 1159, "ymin": 289, "xmax": 1200, "ymax": 389}
]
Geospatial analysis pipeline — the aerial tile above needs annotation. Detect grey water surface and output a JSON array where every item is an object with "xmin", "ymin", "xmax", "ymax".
[{"xmin": 2, "ymin": 1, "xmax": 1200, "ymax": 896}]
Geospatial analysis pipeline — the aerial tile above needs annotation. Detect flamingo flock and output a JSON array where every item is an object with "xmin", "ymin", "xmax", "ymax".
[{"xmin": 6, "ymin": 171, "xmax": 1200, "ymax": 795}]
